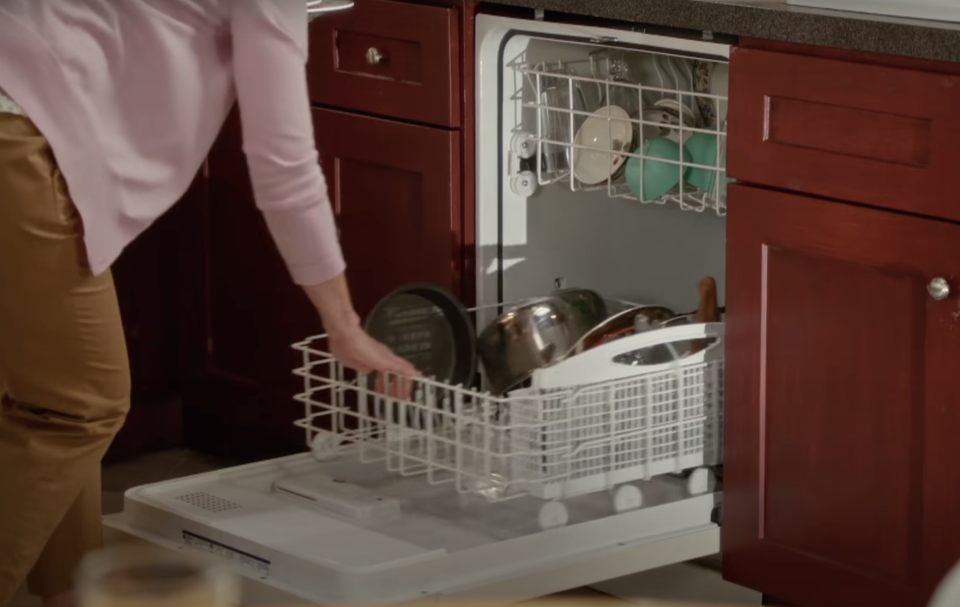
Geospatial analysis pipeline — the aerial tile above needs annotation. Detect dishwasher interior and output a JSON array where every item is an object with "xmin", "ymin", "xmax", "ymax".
[
  {"xmin": 480, "ymin": 32, "xmax": 730, "ymax": 315},
  {"xmin": 107, "ymin": 18, "xmax": 732, "ymax": 606}
]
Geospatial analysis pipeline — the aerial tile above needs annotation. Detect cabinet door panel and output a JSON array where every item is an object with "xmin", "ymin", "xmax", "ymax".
[
  {"xmin": 314, "ymin": 107, "xmax": 461, "ymax": 317},
  {"xmin": 728, "ymin": 47, "xmax": 960, "ymax": 221},
  {"xmin": 723, "ymin": 184, "xmax": 960, "ymax": 607}
]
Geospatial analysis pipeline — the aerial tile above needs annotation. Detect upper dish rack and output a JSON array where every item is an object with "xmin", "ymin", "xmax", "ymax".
[{"xmin": 507, "ymin": 49, "xmax": 731, "ymax": 215}]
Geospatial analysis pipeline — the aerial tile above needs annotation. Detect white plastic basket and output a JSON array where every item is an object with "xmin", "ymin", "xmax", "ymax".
[{"xmin": 292, "ymin": 320, "xmax": 723, "ymax": 529}]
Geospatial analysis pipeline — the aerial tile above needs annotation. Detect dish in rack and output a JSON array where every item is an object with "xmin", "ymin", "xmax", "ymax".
[{"xmin": 358, "ymin": 280, "xmax": 723, "ymax": 398}]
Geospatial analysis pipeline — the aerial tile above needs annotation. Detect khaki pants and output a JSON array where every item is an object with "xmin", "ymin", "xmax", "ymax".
[{"xmin": 0, "ymin": 114, "xmax": 130, "ymax": 606}]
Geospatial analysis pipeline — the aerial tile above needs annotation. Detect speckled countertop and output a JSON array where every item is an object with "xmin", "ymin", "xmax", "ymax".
[{"xmin": 482, "ymin": 0, "xmax": 960, "ymax": 63}]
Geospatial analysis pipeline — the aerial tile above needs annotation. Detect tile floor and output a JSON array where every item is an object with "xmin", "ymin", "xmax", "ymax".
[{"xmin": 11, "ymin": 450, "xmax": 759, "ymax": 607}]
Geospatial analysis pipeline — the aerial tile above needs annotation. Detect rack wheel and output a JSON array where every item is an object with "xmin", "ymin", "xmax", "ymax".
[
  {"xmin": 613, "ymin": 484, "xmax": 643, "ymax": 513},
  {"xmin": 686, "ymin": 467, "xmax": 713, "ymax": 496},
  {"xmin": 510, "ymin": 131, "xmax": 536, "ymax": 160},
  {"xmin": 538, "ymin": 501, "xmax": 570, "ymax": 530},
  {"xmin": 510, "ymin": 171, "xmax": 537, "ymax": 197},
  {"xmin": 310, "ymin": 431, "xmax": 342, "ymax": 462}
]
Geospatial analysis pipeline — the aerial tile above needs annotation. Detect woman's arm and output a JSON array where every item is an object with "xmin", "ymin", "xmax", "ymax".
[
  {"xmin": 228, "ymin": 0, "xmax": 417, "ymax": 377},
  {"xmin": 229, "ymin": 0, "xmax": 342, "ymax": 286}
]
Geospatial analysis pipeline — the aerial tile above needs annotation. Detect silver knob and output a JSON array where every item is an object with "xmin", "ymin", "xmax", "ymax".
[
  {"xmin": 929, "ymin": 277, "xmax": 951, "ymax": 301},
  {"xmin": 366, "ymin": 47, "xmax": 384, "ymax": 66}
]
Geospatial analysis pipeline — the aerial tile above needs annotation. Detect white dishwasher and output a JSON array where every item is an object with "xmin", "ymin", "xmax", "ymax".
[{"xmin": 104, "ymin": 13, "xmax": 732, "ymax": 606}]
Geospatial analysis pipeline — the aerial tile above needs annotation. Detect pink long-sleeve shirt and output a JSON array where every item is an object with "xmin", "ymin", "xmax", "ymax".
[{"xmin": 0, "ymin": 0, "xmax": 345, "ymax": 286}]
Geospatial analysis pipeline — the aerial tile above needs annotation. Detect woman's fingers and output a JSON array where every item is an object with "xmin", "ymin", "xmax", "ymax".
[
  {"xmin": 373, "ymin": 342, "xmax": 422, "ymax": 377},
  {"xmin": 328, "ymin": 328, "xmax": 423, "ymax": 392},
  {"xmin": 374, "ymin": 371, "xmax": 414, "ymax": 400}
]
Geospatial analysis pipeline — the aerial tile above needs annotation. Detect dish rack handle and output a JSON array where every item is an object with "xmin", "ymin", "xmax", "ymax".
[{"xmin": 531, "ymin": 322, "xmax": 725, "ymax": 390}]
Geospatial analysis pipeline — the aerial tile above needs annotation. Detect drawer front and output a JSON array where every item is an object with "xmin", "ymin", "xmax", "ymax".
[
  {"xmin": 307, "ymin": 0, "xmax": 460, "ymax": 127},
  {"xmin": 728, "ymin": 47, "xmax": 960, "ymax": 221}
]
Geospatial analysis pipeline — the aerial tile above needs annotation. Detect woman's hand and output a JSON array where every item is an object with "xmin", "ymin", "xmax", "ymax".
[
  {"xmin": 329, "ymin": 326, "xmax": 420, "ymax": 399},
  {"xmin": 327, "ymin": 325, "xmax": 420, "ymax": 377},
  {"xmin": 303, "ymin": 273, "xmax": 421, "ymax": 382}
]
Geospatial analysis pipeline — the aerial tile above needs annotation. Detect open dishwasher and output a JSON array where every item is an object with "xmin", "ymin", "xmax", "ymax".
[{"xmin": 104, "ymin": 13, "xmax": 732, "ymax": 606}]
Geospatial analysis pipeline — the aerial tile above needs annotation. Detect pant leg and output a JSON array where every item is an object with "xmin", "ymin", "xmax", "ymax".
[
  {"xmin": 26, "ymin": 473, "xmax": 103, "ymax": 597},
  {"xmin": 0, "ymin": 113, "xmax": 130, "ymax": 606}
]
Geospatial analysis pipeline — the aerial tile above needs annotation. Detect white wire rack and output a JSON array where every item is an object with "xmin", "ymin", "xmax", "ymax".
[
  {"xmin": 292, "ymin": 310, "xmax": 724, "ymax": 530},
  {"xmin": 508, "ymin": 50, "xmax": 731, "ymax": 215}
]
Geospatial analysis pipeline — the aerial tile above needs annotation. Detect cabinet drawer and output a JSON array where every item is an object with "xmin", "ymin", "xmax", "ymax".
[
  {"xmin": 307, "ymin": 0, "xmax": 460, "ymax": 127},
  {"xmin": 728, "ymin": 47, "xmax": 960, "ymax": 221}
]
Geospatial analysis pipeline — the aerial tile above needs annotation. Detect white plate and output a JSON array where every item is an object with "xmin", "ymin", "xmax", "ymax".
[
  {"xmin": 572, "ymin": 105, "xmax": 634, "ymax": 185},
  {"xmin": 653, "ymin": 98, "xmax": 699, "ymax": 144}
]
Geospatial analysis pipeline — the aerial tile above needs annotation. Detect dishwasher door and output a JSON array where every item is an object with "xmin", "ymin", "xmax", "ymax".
[{"xmin": 105, "ymin": 453, "xmax": 721, "ymax": 605}]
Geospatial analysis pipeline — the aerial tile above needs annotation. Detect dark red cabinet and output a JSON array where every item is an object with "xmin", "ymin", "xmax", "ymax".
[
  {"xmin": 314, "ymin": 108, "xmax": 461, "ymax": 317},
  {"xmin": 723, "ymin": 184, "xmax": 960, "ymax": 607}
]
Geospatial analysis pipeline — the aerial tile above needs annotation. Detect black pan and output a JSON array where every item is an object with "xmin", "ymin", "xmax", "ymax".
[{"xmin": 364, "ymin": 283, "xmax": 477, "ymax": 387}]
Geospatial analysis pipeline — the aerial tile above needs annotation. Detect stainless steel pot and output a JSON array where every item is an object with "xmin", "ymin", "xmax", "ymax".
[{"xmin": 478, "ymin": 295, "xmax": 589, "ymax": 395}]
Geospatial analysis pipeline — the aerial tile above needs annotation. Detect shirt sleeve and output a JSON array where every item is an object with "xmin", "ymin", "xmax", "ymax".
[{"xmin": 228, "ymin": 0, "xmax": 345, "ymax": 286}]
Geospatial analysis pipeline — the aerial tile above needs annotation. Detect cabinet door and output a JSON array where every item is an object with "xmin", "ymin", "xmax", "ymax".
[
  {"xmin": 723, "ymin": 184, "xmax": 960, "ymax": 607},
  {"xmin": 313, "ymin": 107, "xmax": 461, "ymax": 317}
]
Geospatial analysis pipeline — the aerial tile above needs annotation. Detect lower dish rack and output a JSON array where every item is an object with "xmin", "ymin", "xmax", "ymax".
[{"xmin": 293, "ymin": 319, "xmax": 725, "ymax": 531}]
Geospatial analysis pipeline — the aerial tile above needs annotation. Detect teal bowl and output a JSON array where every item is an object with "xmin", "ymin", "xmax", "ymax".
[
  {"xmin": 684, "ymin": 132, "xmax": 733, "ymax": 197},
  {"xmin": 626, "ymin": 138, "xmax": 692, "ymax": 202}
]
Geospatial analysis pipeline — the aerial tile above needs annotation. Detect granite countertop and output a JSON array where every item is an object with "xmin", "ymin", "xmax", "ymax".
[{"xmin": 482, "ymin": 0, "xmax": 960, "ymax": 63}]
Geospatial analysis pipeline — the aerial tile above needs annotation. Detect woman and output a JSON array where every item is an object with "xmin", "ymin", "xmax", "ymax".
[{"xmin": 0, "ymin": 2, "xmax": 418, "ymax": 606}]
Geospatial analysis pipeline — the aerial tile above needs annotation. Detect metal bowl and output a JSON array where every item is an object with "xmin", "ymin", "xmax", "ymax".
[{"xmin": 477, "ymin": 296, "xmax": 588, "ymax": 395}]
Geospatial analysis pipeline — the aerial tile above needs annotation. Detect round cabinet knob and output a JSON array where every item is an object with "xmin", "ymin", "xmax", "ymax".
[
  {"xmin": 929, "ymin": 277, "xmax": 951, "ymax": 301},
  {"xmin": 366, "ymin": 47, "xmax": 385, "ymax": 66}
]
